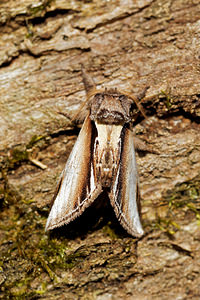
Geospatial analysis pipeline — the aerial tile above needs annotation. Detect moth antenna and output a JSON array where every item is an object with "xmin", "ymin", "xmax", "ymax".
[
  {"xmin": 129, "ymin": 93, "xmax": 147, "ymax": 119},
  {"xmin": 81, "ymin": 64, "xmax": 97, "ymax": 98},
  {"xmin": 71, "ymin": 100, "xmax": 89, "ymax": 123},
  {"xmin": 137, "ymin": 86, "xmax": 150, "ymax": 102},
  {"xmin": 119, "ymin": 89, "xmax": 148, "ymax": 119},
  {"xmin": 72, "ymin": 65, "xmax": 97, "ymax": 122}
]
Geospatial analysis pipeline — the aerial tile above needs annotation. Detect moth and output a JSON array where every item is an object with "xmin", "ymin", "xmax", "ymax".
[{"xmin": 45, "ymin": 67, "xmax": 145, "ymax": 237}]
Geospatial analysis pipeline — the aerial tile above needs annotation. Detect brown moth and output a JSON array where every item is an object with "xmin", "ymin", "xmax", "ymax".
[{"xmin": 45, "ymin": 67, "xmax": 144, "ymax": 237}]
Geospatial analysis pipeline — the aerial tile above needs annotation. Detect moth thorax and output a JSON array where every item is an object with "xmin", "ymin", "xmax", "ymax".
[
  {"xmin": 96, "ymin": 110, "xmax": 130, "ymax": 125},
  {"xmin": 90, "ymin": 93, "xmax": 131, "ymax": 125}
]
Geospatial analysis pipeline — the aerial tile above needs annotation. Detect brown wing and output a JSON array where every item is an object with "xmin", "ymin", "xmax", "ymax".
[
  {"xmin": 109, "ymin": 126, "xmax": 144, "ymax": 237},
  {"xmin": 45, "ymin": 114, "xmax": 102, "ymax": 231}
]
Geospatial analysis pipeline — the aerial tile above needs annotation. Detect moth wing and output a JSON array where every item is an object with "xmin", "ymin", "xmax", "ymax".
[
  {"xmin": 109, "ymin": 127, "xmax": 144, "ymax": 237},
  {"xmin": 45, "ymin": 114, "xmax": 102, "ymax": 231}
]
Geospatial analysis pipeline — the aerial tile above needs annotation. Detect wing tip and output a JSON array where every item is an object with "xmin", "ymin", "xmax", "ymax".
[
  {"xmin": 118, "ymin": 215, "xmax": 144, "ymax": 237},
  {"xmin": 133, "ymin": 227, "xmax": 144, "ymax": 237},
  {"xmin": 45, "ymin": 215, "xmax": 70, "ymax": 232},
  {"xmin": 125, "ymin": 222, "xmax": 144, "ymax": 237},
  {"xmin": 45, "ymin": 218, "xmax": 52, "ymax": 232}
]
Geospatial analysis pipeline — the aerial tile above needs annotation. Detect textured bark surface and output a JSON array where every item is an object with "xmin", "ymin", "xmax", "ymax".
[{"xmin": 0, "ymin": 0, "xmax": 200, "ymax": 299}]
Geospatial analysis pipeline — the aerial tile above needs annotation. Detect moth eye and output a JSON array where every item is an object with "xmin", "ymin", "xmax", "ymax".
[
  {"xmin": 95, "ymin": 93, "xmax": 103, "ymax": 98},
  {"xmin": 94, "ymin": 93, "xmax": 104, "ymax": 103},
  {"xmin": 119, "ymin": 95, "xmax": 126, "ymax": 101}
]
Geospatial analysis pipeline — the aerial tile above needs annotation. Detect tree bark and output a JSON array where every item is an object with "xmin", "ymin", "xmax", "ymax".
[{"xmin": 0, "ymin": 0, "xmax": 200, "ymax": 299}]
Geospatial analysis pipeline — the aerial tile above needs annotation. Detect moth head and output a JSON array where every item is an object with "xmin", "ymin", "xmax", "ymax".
[
  {"xmin": 80, "ymin": 65, "xmax": 147, "ymax": 124},
  {"xmin": 89, "ymin": 89, "xmax": 134, "ymax": 125}
]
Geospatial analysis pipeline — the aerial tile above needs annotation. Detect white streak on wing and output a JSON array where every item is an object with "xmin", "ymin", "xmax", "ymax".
[
  {"xmin": 45, "ymin": 115, "xmax": 96, "ymax": 231},
  {"xmin": 90, "ymin": 163, "xmax": 95, "ymax": 192},
  {"xmin": 112, "ymin": 165, "xmax": 120, "ymax": 197},
  {"xmin": 45, "ymin": 145, "xmax": 81, "ymax": 230},
  {"xmin": 127, "ymin": 138, "xmax": 144, "ymax": 235},
  {"xmin": 110, "ymin": 129, "xmax": 143, "ymax": 237}
]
